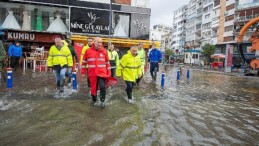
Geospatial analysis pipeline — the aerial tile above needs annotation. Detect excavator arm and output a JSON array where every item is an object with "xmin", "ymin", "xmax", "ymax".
[{"xmin": 237, "ymin": 17, "xmax": 259, "ymax": 69}]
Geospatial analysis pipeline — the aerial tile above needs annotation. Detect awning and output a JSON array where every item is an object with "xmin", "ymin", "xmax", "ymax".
[
  {"xmin": 70, "ymin": 35, "xmax": 160, "ymax": 49},
  {"xmin": 211, "ymin": 54, "xmax": 225, "ymax": 59}
]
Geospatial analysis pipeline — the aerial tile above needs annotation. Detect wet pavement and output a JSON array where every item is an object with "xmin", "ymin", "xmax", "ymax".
[{"xmin": 0, "ymin": 67, "xmax": 259, "ymax": 146}]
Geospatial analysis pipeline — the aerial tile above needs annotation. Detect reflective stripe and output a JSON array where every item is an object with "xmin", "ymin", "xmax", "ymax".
[
  {"xmin": 81, "ymin": 66, "xmax": 86, "ymax": 68},
  {"xmin": 98, "ymin": 58, "xmax": 105, "ymax": 61},
  {"xmin": 125, "ymin": 66, "xmax": 141, "ymax": 69},
  {"xmin": 98, "ymin": 65, "xmax": 106, "ymax": 67},
  {"xmin": 87, "ymin": 58, "xmax": 105, "ymax": 61},
  {"xmin": 87, "ymin": 58, "xmax": 95, "ymax": 61},
  {"xmin": 88, "ymin": 64, "xmax": 107, "ymax": 68},
  {"xmin": 110, "ymin": 66, "xmax": 116, "ymax": 69},
  {"xmin": 82, "ymin": 60, "xmax": 87, "ymax": 63},
  {"xmin": 50, "ymin": 54, "xmax": 67, "ymax": 57},
  {"xmin": 120, "ymin": 63, "xmax": 140, "ymax": 69}
]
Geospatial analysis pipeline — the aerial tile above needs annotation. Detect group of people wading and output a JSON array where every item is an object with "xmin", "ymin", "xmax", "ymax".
[{"xmin": 47, "ymin": 37, "xmax": 162, "ymax": 108}]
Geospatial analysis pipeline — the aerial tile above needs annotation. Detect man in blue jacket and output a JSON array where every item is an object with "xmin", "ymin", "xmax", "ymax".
[
  {"xmin": 148, "ymin": 43, "xmax": 162, "ymax": 81},
  {"xmin": 8, "ymin": 41, "xmax": 22, "ymax": 71}
]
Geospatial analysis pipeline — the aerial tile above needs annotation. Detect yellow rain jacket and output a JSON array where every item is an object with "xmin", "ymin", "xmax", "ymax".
[
  {"xmin": 80, "ymin": 45, "xmax": 90, "ymax": 68},
  {"xmin": 116, "ymin": 51, "xmax": 142, "ymax": 82},
  {"xmin": 108, "ymin": 50, "xmax": 119, "ymax": 69},
  {"xmin": 47, "ymin": 45, "xmax": 73, "ymax": 67},
  {"xmin": 137, "ymin": 48, "xmax": 146, "ymax": 73}
]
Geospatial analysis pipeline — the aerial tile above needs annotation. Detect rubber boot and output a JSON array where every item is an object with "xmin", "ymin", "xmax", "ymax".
[
  {"xmin": 100, "ymin": 93, "xmax": 105, "ymax": 108},
  {"xmin": 127, "ymin": 92, "xmax": 132, "ymax": 100},
  {"xmin": 92, "ymin": 95, "xmax": 97, "ymax": 102},
  {"xmin": 68, "ymin": 77, "xmax": 71, "ymax": 84},
  {"xmin": 59, "ymin": 79, "xmax": 65, "ymax": 93},
  {"xmin": 127, "ymin": 92, "xmax": 133, "ymax": 103},
  {"xmin": 56, "ymin": 81, "xmax": 60, "ymax": 91}
]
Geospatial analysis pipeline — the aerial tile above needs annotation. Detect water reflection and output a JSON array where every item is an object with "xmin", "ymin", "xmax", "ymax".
[{"xmin": 0, "ymin": 67, "xmax": 258, "ymax": 145}]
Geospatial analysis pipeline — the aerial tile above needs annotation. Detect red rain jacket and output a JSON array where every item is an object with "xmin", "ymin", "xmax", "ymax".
[{"xmin": 81, "ymin": 45, "xmax": 113, "ymax": 96}]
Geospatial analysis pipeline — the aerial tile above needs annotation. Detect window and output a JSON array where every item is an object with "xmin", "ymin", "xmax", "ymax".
[
  {"xmin": 224, "ymin": 25, "xmax": 233, "ymax": 32},
  {"xmin": 192, "ymin": 54, "xmax": 198, "ymax": 59},
  {"xmin": 225, "ymin": 14, "xmax": 234, "ymax": 22},
  {"xmin": 205, "ymin": 14, "xmax": 210, "ymax": 19},
  {"xmin": 112, "ymin": 13, "xmax": 130, "ymax": 37}
]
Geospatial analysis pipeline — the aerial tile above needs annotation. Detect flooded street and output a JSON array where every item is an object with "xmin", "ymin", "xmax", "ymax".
[{"xmin": 0, "ymin": 67, "xmax": 259, "ymax": 146}]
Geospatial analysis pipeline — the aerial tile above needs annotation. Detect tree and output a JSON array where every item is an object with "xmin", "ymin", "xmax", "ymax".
[
  {"xmin": 164, "ymin": 49, "xmax": 174, "ymax": 63},
  {"xmin": 202, "ymin": 43, "xmax": 216, "ymax": 63}
]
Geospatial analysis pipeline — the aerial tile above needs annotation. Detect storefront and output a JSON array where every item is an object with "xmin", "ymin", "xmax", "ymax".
[{"xmin": 2, "ymin": 29, "xmax": 65, "ymax": 53}]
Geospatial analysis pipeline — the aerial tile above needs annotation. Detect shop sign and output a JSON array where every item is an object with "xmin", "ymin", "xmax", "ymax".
[
  {"xmin": 5, "ymin": 30, "xmax": 64, "ymax": 43},
  {"xmin": 70, "ymin": 7, "xmax": 110, "ymax": 34},
  {"xmin": 7, "ymin": 32, "xmax": 35, "ymax": 41}
]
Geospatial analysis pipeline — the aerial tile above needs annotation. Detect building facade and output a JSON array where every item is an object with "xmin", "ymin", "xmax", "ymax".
[
  {"xmin": 149, "ymin": 24, "xmax": 172, "ymax": 51},
  {"xmin": 172, "ymin": 5, "xmax": 188, "ymax": 54},
  {"xmin": 0, "ymin": 0, "xmax": 152, "ymax": 52}
]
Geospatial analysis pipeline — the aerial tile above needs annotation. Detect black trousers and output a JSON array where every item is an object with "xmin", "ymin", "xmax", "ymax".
[
  {"xmin": 125, "ymin": 81, "xmax": 135, "ymax": 99},
  {"xmin": 92, "ymin": 77, "xmax": 106, "ymax": 102},
  {"xmin": 136, "ymin": 72, "xmax": 143, "ymax": 85},
  {"xmin": 111, "ymin": 68, "xmax": 116, "ymax": 77},
  {"xmin": 150, "ymin": 62, "xmax": 159, "ymax": 79},
  {"xmin": 10, "ymin": 57, "xmax": 20, "ymax": 70}
]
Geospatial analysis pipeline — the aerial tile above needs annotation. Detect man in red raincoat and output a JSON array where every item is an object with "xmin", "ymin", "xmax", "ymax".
[{"xmin": 81, "ymin": 37, "xmax": 111, "ymax": 108}]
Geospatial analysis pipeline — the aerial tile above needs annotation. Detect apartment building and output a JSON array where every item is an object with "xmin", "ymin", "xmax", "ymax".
[
  {"xmin": 161, "ymin": 30, "xmax": 173, "ymax": 51},
  {"xmin": 200, "ymin": 0, "xmax": 214, "ymax": 46},
  {"xmin": 172, "ymin": 5, "xmax": 188, "ymax": 54},
  {"xmin": 211, "ymin": 0, "xmax": 220, "ymax": 45},
  {"xmin": 234, "ymin": 0, "xmax": 259, "ymax": 53}
]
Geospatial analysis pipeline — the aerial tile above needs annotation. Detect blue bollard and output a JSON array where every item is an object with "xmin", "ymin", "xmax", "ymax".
[
  {"xmin": 161, "ymin": 73, "xmax": 165, "ymax": 89},
  {"xmin": 177, "ymin": 69, "xmax": 180, "ymax": 81},
  {"xmin": 6, "ymin": 68, "xmax": 13, "ymax": 89},
  {"xmin": 187, "ymin": 68, "xmax": 190, "ymax": 79},
  {"xmin": 72, "ymin": 71, "xmax": 77, "ymax": 89}
]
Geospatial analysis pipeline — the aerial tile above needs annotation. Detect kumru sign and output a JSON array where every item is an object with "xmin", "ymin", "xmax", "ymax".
[{"xmin": 7, "ymin": 32, "xmax": 35, "ymax": 41}]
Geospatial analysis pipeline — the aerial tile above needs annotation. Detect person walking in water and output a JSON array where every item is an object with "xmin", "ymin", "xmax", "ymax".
[
  {"xmin": 108, "ymin": 43, "xmax": 119, "ymax": 77},
  {"xmin": 148, "ymin": 43, "xmax": 162, "ymax": 81},
  {"xmin": 8, "ymin": 41, "xmax": 22, "ymax": 71},
  {"xmin": 62, "ymin": 39, "xmax": 79, "ymax": 86},
  {"xmin": 47, "ymin": 38, "xmax": 73, "ymax": 93},
  {"xmin": 81, "ymin": 37, "xmax": 111, "ymax": 108},
  {"xmin": 80, "ymin": 37, "xmax": 93, "ymax": 90},
  {"xmin": 116, "ymin": 46, "xmax": 142, "ymax": 103},
  {"xmin": 136, "ymin": 42, "xmax": 146, "ymax": 85}
]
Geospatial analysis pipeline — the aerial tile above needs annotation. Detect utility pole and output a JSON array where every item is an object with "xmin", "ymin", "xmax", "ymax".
[{"xmin": 108, "ymin": 0, "xmax": 112, "ymax": 46}]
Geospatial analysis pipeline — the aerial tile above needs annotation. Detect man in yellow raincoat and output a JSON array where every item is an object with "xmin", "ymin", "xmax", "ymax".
[
  {"xmin": 116, "ymin": 46, "xmax": 142, "ymax": 103},
  {"xmin": 47, "ymin": 38, "xmax": 73, "ymax": 93}
]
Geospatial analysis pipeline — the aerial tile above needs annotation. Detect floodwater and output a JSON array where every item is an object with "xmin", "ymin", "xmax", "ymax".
[{"xmin": 0, "ymin": 67, "xmax": 258, "ymax": 146}]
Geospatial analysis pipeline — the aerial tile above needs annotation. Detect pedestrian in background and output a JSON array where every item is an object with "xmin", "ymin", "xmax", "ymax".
[
  {"xmin": 47, "ymin": 38, "xmax": 73, "ymax": 93},
  {"xmin": 8, "ymin": 41, "xmax": 22, "ymax": 71},
  {"xmin": 116, "ymin": 46, "xmax": 142, "ymax": 103},
  {"xmin": 81, "ymin": 37, "xmax": 111, "ymax": 108},
  {"xmin": 148, "ymin": 43, "xmax": 162, "ymax": 81},
  {"xmin": 136, "ymin": 42, "xmax": 146, "ymax": 85},
  {"xmin": 108, "ymin": 43, "xmax": 119, "ymax": 77}
]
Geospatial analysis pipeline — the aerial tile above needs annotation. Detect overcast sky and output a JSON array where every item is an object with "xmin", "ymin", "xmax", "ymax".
[{"xmin": 150, "ymin": 0, "xmax": 189, "ymax": 28}]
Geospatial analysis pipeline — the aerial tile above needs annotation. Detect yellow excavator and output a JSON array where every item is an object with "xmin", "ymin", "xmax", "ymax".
[{"xmin": 237, "ymin": 17, "xmax": 259, "ymax": 76}]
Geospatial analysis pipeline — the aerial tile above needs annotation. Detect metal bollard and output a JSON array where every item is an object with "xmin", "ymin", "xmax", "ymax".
[
  {"xmin": 187, "ymin": 68, "xmax": 190, "ymax": 79},
  {"xmin": 6, "ymin": 68, "xmax": 13, "ymax": 89},
  {"xmin": 72, "ymin": 71, "xmax": 77, "ymax": 89},
  {"xmin": 161, "ymin": 73, "xmax": 165, "ymax": 89},
  {"xmin": 177, "ymin": 69, "xmax": 180, "ymax": 81}
]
